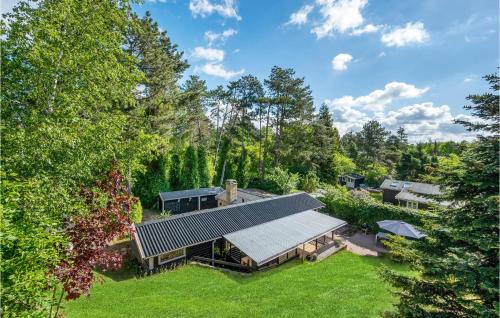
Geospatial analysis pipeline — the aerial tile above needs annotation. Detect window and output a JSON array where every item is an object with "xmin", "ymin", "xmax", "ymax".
[
  {"xmin": 406, "ymin": 201, "xmax": 418, "ymax": 209},
  {"xmin": 159, "ymin": 248, "xmax": 185, "ymax": 264},
  {"xmin": 201, "ymin": 197, "xmax": 207, "ymax": 202}
]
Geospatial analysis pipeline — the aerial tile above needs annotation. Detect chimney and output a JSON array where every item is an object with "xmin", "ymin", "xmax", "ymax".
[{"xmin": 225, "ymin": 179, "xmax": 237, "ymax": 204}]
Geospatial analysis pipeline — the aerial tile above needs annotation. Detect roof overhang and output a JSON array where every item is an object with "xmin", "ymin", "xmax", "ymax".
[{"xmin": 223, "ymin": 210, "xmax": 346, "ymax": 266}]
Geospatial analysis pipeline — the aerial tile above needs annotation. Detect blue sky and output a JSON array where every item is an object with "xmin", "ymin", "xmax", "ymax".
[
  {"xmin": 130, "ymin": 0, "xmax": 498, "ymax": 141},
  {"xmin": 3, "ymin": 0, "xmax": 498, "ymax": 141}
]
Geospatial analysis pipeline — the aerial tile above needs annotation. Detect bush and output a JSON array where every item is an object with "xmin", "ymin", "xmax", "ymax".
[
  {"xmin": 300, "ymin": 171, "xmax": 319, "ymax": 193},
  {"xmin": 266, "ymin": 167, "xmax": 299, "ymax": 194},
  {"xmin": 131, "ymin": 199, "xmax": 143, "ymax": 224},
  {"xmin": 319, "ymin": 186, "xmax": 425, "ymax": 231}
]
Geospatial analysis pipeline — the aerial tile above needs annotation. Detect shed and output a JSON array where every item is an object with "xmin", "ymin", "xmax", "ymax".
[
  {"xmin": 339, "ymin": 173, "xmax": 365, "ymax": 189},
  {"xmin": 158, "ymin": 187, "xmax": 223, "ymax": 214}
]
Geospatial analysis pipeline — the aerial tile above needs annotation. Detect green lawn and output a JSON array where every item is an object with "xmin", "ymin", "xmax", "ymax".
[{"xmin": 64, "ymin": 251, "xmax": 407, "ymax": 318}]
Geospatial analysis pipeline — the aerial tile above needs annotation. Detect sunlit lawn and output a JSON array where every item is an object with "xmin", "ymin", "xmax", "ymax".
[{"xmin": 64, "ymin": 251, "xmax": 408, "ymax": 318}]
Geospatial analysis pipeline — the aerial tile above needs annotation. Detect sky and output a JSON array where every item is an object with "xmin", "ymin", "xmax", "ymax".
[{"xmin": 2, "ymin": 0, "xmax": 499, "ymax": 141}]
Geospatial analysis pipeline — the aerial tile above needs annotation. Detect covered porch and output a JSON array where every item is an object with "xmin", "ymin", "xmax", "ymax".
[{"xmin": 222, "ymin": 210, "xmax": 347, "ymax": 270}]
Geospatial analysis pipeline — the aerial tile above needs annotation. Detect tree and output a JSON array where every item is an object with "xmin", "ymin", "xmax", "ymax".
[
  {"xmin": 383, "ymin": 73, "xmax": 499, "ymax": 317},
  {"xmin": 266, "ymin": 167, "xmax": 299, "ymax": 194},
  {"xmin": 133, "ymin": 153, "xmax": 169, "ymax": 208},
  {"xmin": 364, "ymin": 163, "xmax": 389, "ymax": 187},
  {"xmin": 236, "ymin": 146, "xmax": 249, "ymax": 187},
  {"xmin": 264, "ymin": 66, "xmax": 315, "ymax": 168},
  {"xmin": 358, "ymin": 120, "xmax": 389, "ymax": 165},
  {"xmin": 197, "ymin": 145, "xmax": 210, "ymax": 188},
  {"xmin": 331, "ymin": 153, "xmax": 357, "ymax": 182},
  {"xmin": 312, "ymin": 104, "xmax": 341, "ymax": 182},
  {"xmin": 169, "ymin": 152, "xmax": 182, "ymax": 190},
  {"xmin": 396, "ymin": 126, "xmax": 408, "ymax": 146},
  {"xmin": 176, "ymin": 75, "xmax": 211, "ymax": 145},
  {"xmin": 52, "ymin": 166, "xmax": 134, "ymax": 317},
  {"xmin": 1, "ymin": 1, "xmax": 155, "ymax": 316},
  {"xmin": 181, "ymin": 145, "xmax": 200, "ymax": 189}
]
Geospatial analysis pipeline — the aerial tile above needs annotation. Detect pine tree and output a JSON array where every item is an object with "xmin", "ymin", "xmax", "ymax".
[
  {"xmin": 169, "ymin": 152, "xmax": 182, "ymax": 190},
  {"xmin": 383, "ymin": 73, "xmax": 499, "ymax": 318},
  {"xmin": 181, "ymin": 145, "xmax": 199, "ymax": 189},
  {"xmin": 197, "ymin": 146, "xmax": 210, "ymax": 188}
]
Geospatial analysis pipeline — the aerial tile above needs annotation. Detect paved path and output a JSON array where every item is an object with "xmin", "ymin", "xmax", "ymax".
[{"xmin": 337, "ymin": 228, "xmax": 388, "ymax": 256}]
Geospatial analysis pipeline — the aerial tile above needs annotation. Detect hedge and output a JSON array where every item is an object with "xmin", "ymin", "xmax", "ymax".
[{"xmin": 319, "ymin": 187, "xmax": 426, "ymax": 231}]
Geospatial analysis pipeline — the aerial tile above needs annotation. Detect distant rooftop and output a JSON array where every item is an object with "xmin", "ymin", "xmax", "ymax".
[
  {"xmin": 159, "ymin": 187, "xmax": 223, "ymax": 201},
  {"xmin": 343, "ymin": 173, "xmax": 364, "ymax": 179},
  {"xmin": 380, "ymin": 179, "xmax": 442, "ymax": 195}
]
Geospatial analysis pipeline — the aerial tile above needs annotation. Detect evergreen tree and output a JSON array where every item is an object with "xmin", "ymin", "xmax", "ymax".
[
  {"xmin": 358, "ymin": 120, "xmax": 389, "ymax": 166},
  {"xmin": 197, "ymin": 145, "xmax": 210, "ymax": 188},
  {"xmin": 133, "ymin": 153, "xmax": 169, "ymax": 208},
  {"xmin": 383, "ymin": 73, "xmax": 499, "ymax": 317},
  {"xmin": 181, "ymin": 145, "xmax": 199, "ymax": 189},
  {"xmin": 169, "ymin": 152, "xmax": 182, "ymax": 190},
  {"xmin": 312, "ymin": 104, "xmax": 340, "ymax": 182},
  {"xmin": 236, "ymin": 146, "xmax": 249, "ymax": 187}
]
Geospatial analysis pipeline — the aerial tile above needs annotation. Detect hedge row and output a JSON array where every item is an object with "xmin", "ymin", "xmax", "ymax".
[{"xmin": 319, "ymin": 187, "xmax": 425, "ymax": 231}]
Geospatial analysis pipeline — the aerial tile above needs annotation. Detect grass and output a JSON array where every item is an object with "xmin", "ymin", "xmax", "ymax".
[{"xmin": 63, "ymin": 251, "xmax": 408, "ymax": 318}]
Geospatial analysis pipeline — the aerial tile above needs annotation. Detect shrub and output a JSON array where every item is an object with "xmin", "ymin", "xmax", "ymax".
[
  {"xmin": 131, "ymin": 199, "xmax": 143, "ymax": 224},
  {"xmin": 266, "ymin": 167, "xmax": 299, "ymax": 194},
  {"xmin": 319, "ymin": 185, "xmax": 425, "ymax": 231},
  {"xmin": 300, "ymin": 171, "xmax": 319, "ymax": 193}
]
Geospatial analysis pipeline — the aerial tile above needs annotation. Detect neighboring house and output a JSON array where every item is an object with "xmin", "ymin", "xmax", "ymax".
[
  {"xmin": 380, "ymin": 179, "xmax": 449, "ymax": 209},
  {"xmin": 215, "ymin": 179, "xmax": 274, "ymax": 206},
  {"xmin": 133, "ymin": 192, "xmax": 346, "ymax": 271},
  {"xmin": 339, "ymin": 174, "xmax": 365, "ymax": 189},
  {"xmin": 158, "ymin": 187, "xmax": 223, "ymax": 214}
]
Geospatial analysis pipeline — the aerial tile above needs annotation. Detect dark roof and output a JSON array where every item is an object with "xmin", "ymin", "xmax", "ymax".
[
  {"xmin": 135, "ymin": 192, "xmax": 324, "ymax": 259},
  {"xmin": 380, "ymin": 179, "xmax": 441, "ymax": 195},
  {"xmin": 158, "ymin": 187, "xmax": 223, "ymax": 201}
]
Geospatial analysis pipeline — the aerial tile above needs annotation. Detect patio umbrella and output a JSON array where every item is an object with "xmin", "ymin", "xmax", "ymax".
[{"xmin": 376, "ymin": 220, "xmax": 426, "ymax": 239}]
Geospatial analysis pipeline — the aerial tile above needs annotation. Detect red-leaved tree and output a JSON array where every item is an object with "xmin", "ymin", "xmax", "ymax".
[{"xmin": 51, "ymin": 164, "xmax": 135, "ymax": 317}]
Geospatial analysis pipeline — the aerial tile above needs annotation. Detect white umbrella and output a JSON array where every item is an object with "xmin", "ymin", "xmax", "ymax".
[{"xmin": 376, "ymin": 220, "xmax": 426, "ymax": 239}]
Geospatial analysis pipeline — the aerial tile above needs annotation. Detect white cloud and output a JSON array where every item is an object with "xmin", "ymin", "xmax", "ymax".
[
  {"xmin": 378, "ymin": 51, "xmax": 386, "ymax": 57},
  {"xmin": 287, "ymin": 4, "xmax": 314, "ymax": 26},
  {"xmin": 463, "ymin": 77, "xmax": 473, "ymax": 83},
  {"xmin": 189, "ymin": 0, "xmax": 241, "ymax": 20},
  {"xmin": 325, "ymin": 100, "xmax": 476, "ymax": 141},
  {"xmin": 312, "ymin": 0, "xmax": 368, "ymax": 39},
  {"xmin": 332, "ymin": 53, "xmax": 353, "ymax": 71},
  {"xmin": 325, "ymin": 103, "xmax": 370, "ymax": 135},
  {"xmin": 192, "ymin": 47, "xmax": 225, "ymax": 61},
  {"xmin": 204, "ymin": 28, "xmax": 237, "ymax": 45},
  {"xmin": 328, "ymin": 81, "xmax": 429, "ymax": 111},
  {"xmin": 381, "ymin": 22, "xmax": 430, "ymax": 47},
  {"xmin": 350, "ymin": 23, "xmax": 382, "ymax": 35},
  {"xmin": 379, "ymin": 103, "xmax": 476, "ymax": 141},
  {"xmin": 196, "ymin": 63, "xmax": 244, "ymax": 80}
]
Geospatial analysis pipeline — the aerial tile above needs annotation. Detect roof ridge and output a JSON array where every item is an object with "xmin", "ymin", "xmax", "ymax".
[{"xmin": 137, "ymin": 191, "xmax": 308, "ymax": 227}]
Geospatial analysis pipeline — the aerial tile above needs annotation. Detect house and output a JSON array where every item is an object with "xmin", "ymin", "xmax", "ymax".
[
  {"xmin": 380, "ymin": 179, "xmax": 448, "ymax": 209},
  {"xmin": 158, "ymin": 187, "xmax": 223, "ymax": 214},
  {"xmin": 215, "ymin": 179, "xmax": 274, "ymax": 206},
  {"xmin": 339, "ymin": 173, "xmax": 365, "ymax": 189},
  {"xmin": 133, "ymin": 192, "xmax": 346, "ymax": 272}
]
